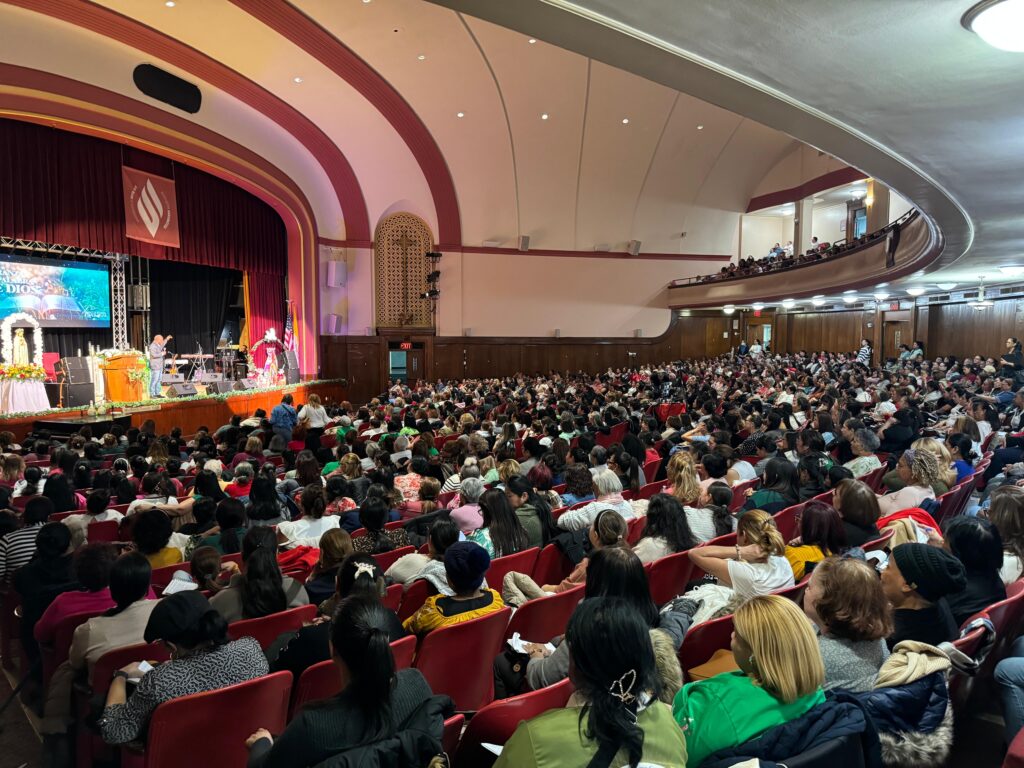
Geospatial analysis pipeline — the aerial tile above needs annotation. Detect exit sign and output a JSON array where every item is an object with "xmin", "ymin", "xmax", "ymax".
[
  {"xmin": 399, "ymin": 342, "xmax": 413, "ymax": 350},
  {"xmin": 753, "ymin": 310, "xmax": 762, "ymax": 317},
  {"xmin": 888, "ymin": 302, "xmax": 900, "ymax": 311}
]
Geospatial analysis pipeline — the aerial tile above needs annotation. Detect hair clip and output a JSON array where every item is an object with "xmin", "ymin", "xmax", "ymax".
[
  {"xmin": 608, "ymin": 668, "xmax": 637, "ymax": 705},
  {"xmin": 352, "ymin": 561, "xmax": 377, "ymax": 579}
]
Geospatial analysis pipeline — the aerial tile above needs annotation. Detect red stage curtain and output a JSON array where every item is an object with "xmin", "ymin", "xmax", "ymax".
[
  {"xmin": 0, "ymin": 118, "xmax": 285, "ymax": 276},
  {"xmin": 247, "ymin": 271, "xmax": 286, "ymax": 369}
]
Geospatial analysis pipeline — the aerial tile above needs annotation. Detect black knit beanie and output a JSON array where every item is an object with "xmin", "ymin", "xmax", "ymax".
[{"xmin": 892, "ymin": 543, "xmax": 967, "ymax": 602}]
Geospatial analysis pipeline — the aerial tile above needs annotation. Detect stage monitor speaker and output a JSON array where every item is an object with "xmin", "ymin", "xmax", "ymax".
[
  {"xmin": 167, "ymin": 383, "xmax": 198, "ymax": 397},
  {"xmin": 234, "ymin": 379, "xmax": 257, "ymax": 391},
  {"xmin": 133, "ymin": 64, "xmax": 201, "ymax": 113},
  {"xmin": 163, "ymin": 373, "xmax": 185, "ymax": 384},
  {"xmin": 63, "ymin": 383, "xmax": 94, "ymax": 408},
  {"xmin": 208, "ymin": 381, "xmax": 234, "ymax": 394},
  {"xmin": 277, "ymin": 350, "xmax": 300, "ymax": 385}
]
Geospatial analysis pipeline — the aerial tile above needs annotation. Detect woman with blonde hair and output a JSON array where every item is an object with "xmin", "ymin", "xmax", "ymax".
[
  {"xmin": 876, "ymin": 449, "xmax": 945, "ymax": 517},
  {"xmin": 673, "ymin": 594, "xmax": 825, "ymax": 766},
  {"xmin": 667, "ymin": 451, "xmax": 701, "ymax": 507},
  {"xmin": 687, "ymin": 509, "xmax": 794, "ymax": 602},
  {"xmin": 887, "ymin": 438, "xmax": 957, "ymax": 490},
  {"xmin": 497, "ymin": 459, "xmax": 522, "ymax": 487},
  {"xmin": 989, "ymin": 484, "xmax": 1024, "ymax": 584}
]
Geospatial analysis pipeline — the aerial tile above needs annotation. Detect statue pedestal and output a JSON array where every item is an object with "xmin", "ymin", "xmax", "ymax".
[{"xmin": 100, "ymin": 354, "xmax": 145, "ymax": 403}]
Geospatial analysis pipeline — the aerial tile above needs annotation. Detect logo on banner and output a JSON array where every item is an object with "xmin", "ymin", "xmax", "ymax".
[{"xmin": 122, "ymin": 167, "xmax": 180, "ymax": 247}]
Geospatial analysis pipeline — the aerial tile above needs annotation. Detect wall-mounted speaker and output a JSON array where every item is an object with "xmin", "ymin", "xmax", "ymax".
[
  {"xmin": 133, "ymin": 64, "xmax": 201, "ymax": 114},
  {"xmin": 325, "ymin": 314, "xmax": 343, "ymax": 334},
  {"xmin": 518, "ymin": 235, "xmax": 530, "ymax": 252},
  {"xmin": 463, "ymin": 328, "xmax": 473, "ymax": 337},
  {"xmin": 326, "ymin": 260, "xmax": 347, "ymax": 288},
  {"xmin": 627, "ymin": 240, "xmax": 642, "ymax": 256},
  {"xmin": 634, "ymin": 328, "xmax": 643, "ymax": 338},
  {"xmin": 553, "ymin": 328, "xmax": 561, "ymax": 338}
]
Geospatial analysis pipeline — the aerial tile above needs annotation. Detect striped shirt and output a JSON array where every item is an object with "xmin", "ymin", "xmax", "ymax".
[{"xmin": 0, "ymin": 523, "xmax": 44, "ymax": 583}]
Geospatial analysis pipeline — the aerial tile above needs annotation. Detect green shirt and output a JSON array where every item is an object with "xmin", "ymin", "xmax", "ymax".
[
  {"xmin": 515, "ymin": 503, "xmax": 544, "ymax": 549},
  {"xmin": 321, "ymin": 461, "xmax": 340, "ymax": 477},
  {"xmin": 495, "ymin": 701, "xmax": 687, "ymax": 768},
  {"xmin": 673, "ymin": 671, "xmax": 825, "ymax": 767}
]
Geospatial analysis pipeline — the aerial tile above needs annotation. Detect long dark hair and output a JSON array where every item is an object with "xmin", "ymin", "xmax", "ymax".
[
  {"xmin": 247, "ymin": 476, "xmax": 283, "ymax": 522},
  {"xmin": 42, "ymin": 473, "xmax": 76, "ymax": 513},
  {"xmin": 584, "ymin": 548, "xmax": 658, "ymax": 627},
  {"xmin": 505, "ymin": 474, "xmax": 556, "ymax": 545},
  {"xmin": 336, "ymin": 554, "xmax": 386, "ymax": 602},
  {"xmin": 762, "ymin": 457, "xmax": 799, "ymax": 503},
  {"xmin": 799, "ymin": 501, "xmax": 847, "ymax": 556},
  {"xmin": 478, "ymin": 488, "xmax": 528, "ymax": 557},
  {"xmin": 239, "ymin": 527, "xmax": 286, "ymax": 619},
  {"xmin": 215, "ymin": 498, "xmax": 247, "ymax": 554},
  {"xmin": 105, "ymin": 552, "xmax": 152, "ymax": 616},
  {"xmin": 566, "ymin": 597, "xmax": 659, "ymax": 768},
  {"xmin": 613, "ymin": 451, "xmax": 642, "ymax": 493},
  {"xmin": 315, "ymin": 596, "xmax": 396, "ymax": 742},
  {"xmin": 642, "ymin": 494, "xmax": 698, "ymax": 553},
  {"xmin": 194, "ymin": 469, "xmax": 227, "ymax": 502}
]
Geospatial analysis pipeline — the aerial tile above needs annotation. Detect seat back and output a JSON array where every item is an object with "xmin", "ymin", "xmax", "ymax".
[
  {"xmin": 139, "ymin": 672, "xmax": 292, "ymax": 768},
  {"xmin": 504, "ymin": 584, "xmax": 584, "ymax": 643},
  {"xmin": 443, "ymin": 714, "xmax": 465, "ymax": 757},
  {"xmin": 639, "ymin": 480, "xmax": 670, "ymax": 500},
  {"xmin": 454, "ymin": 678, "xmax": 573, "ymax": 767},
  {"xmin": 391, "ymin": 633, "xmax": 417, "ymax": 670},
  {"xmin": 91, "ymin": 642, "xmax": 171, "ymax": 698},
  {"xmin": 861, "ymin": 465, "xmax": 887, "ymax": 492},
  {"xmin": 373, "ymin": 545, "xmax": 416, "ymax": 572},
  {"xmin": 42, "ymin": 610, "xmax": 104, "ymax": 688},
  {"xmin": 227, "ymin": 604, "xmax": 318, "ymax": 649},
  {"xmin": 382, "ymin": 582, "xmax": 403, "ymax": 612},
  {"xmin": 773, "ymin": 503, "xmax": 805, "ymax": 541},
  {"xmin": 487, "ymin": 548, "xmax": 540, "ymax": 590},
  {"xmin": 87, "ymin": 520, "xmax": 120, "ymax": 543},
  {"xmin": 678, "ymin": 613, "xmax": 734, "ymax": 683},
  {"xmin": 398, "ymin": 579, "xmax": 434, "ymax": 622},
  {"xmin": 530, "ymin": 544, "xmax": 574, "ymax": 587},
  {"xmin": 414, "ymin": 607, "xmax": 511, "ymax": 711},
  {"xmin": 626, "ymin": 516, "xmax": 646, "ymax": 546},
  {"xmin": 642, "ymin": 458, "xmax": 662, "ymax": 483},
  {"xmin": 862, "ymin": 528, "xmax": 895, "ymax": 552},
  {"xmin": 702, "ymin": 531, "xmax": 738, "ymax": 549},
  {"xmin": 982, "ymin": 589, "xmax": 1024, "ymax": 672},
  {"xmin": 730, "ymin": 478, "xmax": 759, "ymax": 512},
  {"xmin": 648, "ymin": 550, "xmax": 694, "ymax": 606}
]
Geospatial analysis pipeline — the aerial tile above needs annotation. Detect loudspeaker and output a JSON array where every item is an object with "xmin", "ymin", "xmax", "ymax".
[
  {"xmin": 234, "ymin": 379, "xmax": 257, "ymax": 391},
  {"xmin": 518, "ymin": 235, "xmax": 530, "ymax": 252},
  {"xmin": 59, "ymin": 357, "xmax": 92, "ymax": 384},
  {"xmin": 133, "ymin": 64, "xmax": 201, "ymax": 113},
  {"xmin": 277, "ymin": 350, "xmax": 300, "ymax": 385},
  {"xmin": 326, "ymin": 260, "xmax": 347, "ymax": 288},
  {"xmin": 208, "ymin": 381, "xmax": 235, "ymax": 394},
  {"xmin": 627, "ymin": 239, "xmax": 642, "ymax": 256},
  {"xmin": 163, "ymin": 373, "xmax": 185, "ymax": 384},
  {"xmin": 63, "ymin": 383, "xmax": 94, "ymax": 408},
  {"xmin": 233, "ymin": 361, "xmax": 249, "ymax": 380},
  {"xmin": 166, "ymin": 383, "xmax": 198, "ymax": 397},
  {"xmin": 44, "ymin": 382, "xmax": 61, "ymax": 408},
  {"xmin": 326, "ymin": 314, "xmax": 342, "ymax": 335}
]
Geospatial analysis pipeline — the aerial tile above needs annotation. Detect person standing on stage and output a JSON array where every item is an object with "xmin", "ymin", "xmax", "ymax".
[
  {"xmin": 270, "ymin": 394, "xmax": 298, "ymax": 443},
  {"xmin": 148, "ymin": 334, "xmax": 172, "ymax": 399}
]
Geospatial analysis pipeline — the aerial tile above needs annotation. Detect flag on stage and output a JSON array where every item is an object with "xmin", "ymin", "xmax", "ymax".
[{"xmin": 283, "ymin": 301, "xmax": 297, "ymax": 354}]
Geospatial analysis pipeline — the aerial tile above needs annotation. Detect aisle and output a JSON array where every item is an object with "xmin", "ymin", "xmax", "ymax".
[{"xmin": 0, "ymin": 664, "xmax": 41, "ymax": 766}]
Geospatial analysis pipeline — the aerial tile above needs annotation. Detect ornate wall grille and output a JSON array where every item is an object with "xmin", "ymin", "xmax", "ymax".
[{"xmin": 373, "ymin": 213, "xmax": 434, "ymax": 329}]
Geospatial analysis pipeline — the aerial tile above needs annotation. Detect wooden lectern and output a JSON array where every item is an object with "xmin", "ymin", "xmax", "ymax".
[{"xmin": 100, "ymin": 354, "xmax": 145, "ymax": 403}]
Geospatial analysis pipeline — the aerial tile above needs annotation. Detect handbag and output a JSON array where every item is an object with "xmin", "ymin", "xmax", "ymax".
[{"xmin": 493, "ymin": 647, "xmax": 531, "ymax": 699}]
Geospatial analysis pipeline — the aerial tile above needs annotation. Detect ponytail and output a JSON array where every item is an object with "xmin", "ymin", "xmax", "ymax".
[
  {"xmin": 240, "ymin": 541, "xmax": 287, "ymax": 619},
  {"xmin": 739, "ymin": 509, "xmax": 785, "ymax": 557}
]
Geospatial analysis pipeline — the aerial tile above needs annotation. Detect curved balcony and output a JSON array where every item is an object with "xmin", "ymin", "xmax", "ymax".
[{"xmin": 667, "ymin": 210, "xmax": 938, "ymax": 309}]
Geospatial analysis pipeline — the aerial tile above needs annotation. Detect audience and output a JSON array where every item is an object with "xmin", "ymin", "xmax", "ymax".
[
  {"xmin": 633, "ymin": 494, "xmax": 699, "ymax": 563},
  {"xmin": 210, "ymin": 527, "xmax": 309, "ymax": 623},
  {"xmin": 403, "ymin": 541, "xmax": 504, "ymax": 635},
  {"xmin": 943, "ymin": 516, "xmax": 1007, "ymax": 627},
  {"xmin": 783, "ymin": 501, "xmax": 846, "ymax": 580},
  {"xmin": 882, "ymin": 543, "xmax": 966, "ymax": 649}
]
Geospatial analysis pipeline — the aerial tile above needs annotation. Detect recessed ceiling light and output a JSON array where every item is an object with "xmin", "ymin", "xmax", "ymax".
[
  {"xmin": 165, "ymin": 0, "xmax": 175, "ymax": 6},
  {"xmin": 541, "ymin": 113, "xmax": 549, "ymax": 120},
  {"xmin": 292, "ymin": 76, "xmax": 303, "ymax": 83},
  {"xmin": 456, "ymin": 112, "xmax": 465, "ymax": 118},
  {"xmin": 362, "ymin": 0, "xmax": 372, "ymax": 3},
  {"xmin": 417, "ymin": 54, "xmax": 426, "ymax": 61},
  {"xmin": 962, "ymin": 0, "xmax": 1024, "ymax": 52},
  {"xmin": 937, "ymin": 283, "xmax": 958, "ymax": 290},
  {"xmin": 843, "ymin": 296, "xmax": 858, "ymax": 304},
  {"xmin": 843, "ymin": 289, "xmax": 857, "ymax": 294},
  {"xmin": 873, "ymin": 292, "xmax": 890, "ymax": 301},
  {"xmin": 811, "ymin": 298, "xmax": 827, "ymax": 306},
  {"xmin": 781, "ymin": 299, "xmax": 796, "ymax": 308},
  {"xmin": 751, "ymin": 303, "xmax": 765, "ymax": 311},
  {"xmin": 906, "ymin": 286, "xmax": 927, "ymax": 296},
  {"xmin": 697, "ymin": 125, "xmax": 704, "ymax": 130},
  {"xmin": 622, "ymin": 118, "xmax": 630, "ymax": 124},
  {"xmin": 722, "ymin": 306, "xmax": 735, "ymax": 315},
  {"xmin": 1000, "ymin": 265, "xmax": 1024, "ymax": 275},
  {"xmin": 528, "ymin": 38, "xmax": 537, "ymax": 44},
  {"xmin": 876, "ymin": 282, "xmax": 889, "ymax": 288}
]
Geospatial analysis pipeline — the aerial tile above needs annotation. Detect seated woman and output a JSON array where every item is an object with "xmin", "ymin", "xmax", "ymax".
[
  {"xmin": 685, "ymin": 482, "xmax": 736, "ymax": 544},
  {"xmin": 803, "ymin": 556, "xmax": 892, "ymax": 692},
  {"xmin": 132, "ymin": 508, "xmax": 183, "ymax": 569},
  {"xmin": 989, "ymin": 485, "xmax": 1024, "ymax": 584},
  {"xmin": 248, "ymin": 597, "xmax": 445, "ymax": 767},
  {"xmin": 399, "ymin": 476, "xmax": 440, "ymax": 519},
  {"xmin": 277, "ymin": 484, "xmax": 340, "ymax": 550},
  {"xmin": 843, "ymin": 429, "xmax": 883, "ymax": 479},
  {"xmin": 246, "ymin": 476, "xmax": 288, "ymax": 529},
  {"xmin": 497, "ymin": 597, "xmax": 687, "ymax": 768},
  {"xmin": 504, "ymin": 474, "xmax": 556, "ymax": 549},
  {"xmin": 62, "ymin": 489, "xmax": 125, "ymax": 548},
  {"xmin": 556, "ymin": 470, "xmax": 635, "ymax": 531},
  {"xmin": 503, "ymin": 509, "xmax": 629, "ymax": 606},
  {"xmin": 946, "ymin": 433, "xmax": 978, "ymax": 483},
  {"xmin": 796, "ymin": 453, "xmax": 830, "ymax": 501},
  {"xmin": 403, "ymin": 541, "xmax": 505, "ymax": 636},
  {"xmin": 99, "ymin": 591, "xmax": 269, "ymax": 745},
  {"xmin": 528, "ymin": 463, "xmax": 562, "ymax": 510},
  {"xmin": 302, "ymin": 529, "xmax": 354, "ymax": 605},
  {"xmin": 196, "ymin": 498, "xmax": 248, "ymax": 555},
  {"xmin": 876, "ymin": 449, "xmax": 945, "ymax": 517},
  {"xmin": 633, "ymin": 494, "xmax": 699, "ymax": 564},
  {"xmin": 833, "ymin": 478, "xmax": 881, "ymax": 547},
  {"xmin": 882, "ymin": 437, "xmax": 958, "ymax": 493},
  {"xmin": 882, "ymin": 542, "xmax": 966, "ymax": 649},
  {"xmin": 34, "ymin": 543, "xmax": 118, "ymax": 646},
  {"xmin": 386, "ymin": 517, "xmax": 459, "ymax": 595},
  {"xmin": 742, "ymin": 458, "xmax": 799, "ymax": 515},
  {"xmin": 449, "ymin": 477, "xmax": 484, "ymax": 535},
  {"xmin": 558, "ymin": 464, "xmax": 596, "ymax": 507},
  {"xmin": 210, "ymin": 527, "xmax": 309, "ymax": 623},
  {"xmin": 323, "ymin": 476, "xmax": 358, "ymax": 519},
  {"xmin": 944, "ymin": 516, "xmax": 1007, "ymax": 627},
  {"xmin": 687, "ymin": 509, "xmax": 794, "ymax": 611},
  {"xmin": 467, "ymin": 488, "xmax": 529, "ymax": 558},
  {"xmin": 672, "ymin": 595, "xmax": 825, "ymax": 767},
  {"xmin": 163, "ymin": 545, "xmax": 238, "ymax": 596},
  {"xmin": 350, "ymin": 496, "xmax": 411, "ymax": 554},
  {"xmin": 784, "ymin": 501, "xmax": 846, "ymax": 581}
]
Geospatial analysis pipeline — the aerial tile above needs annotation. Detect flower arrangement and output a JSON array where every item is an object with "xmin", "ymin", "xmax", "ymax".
[
  {"xmin": 125, "ymin": 368, "xmax": 149, "ymax": 383},
  {"xmin": 0, "ymin": 363, "xmax": 46, "ymax": 381}
]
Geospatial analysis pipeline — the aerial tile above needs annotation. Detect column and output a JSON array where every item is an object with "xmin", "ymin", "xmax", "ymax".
[
  {"xmin": 794, "ymin": 198, "xmax": 814, "ymax": 253},
  {"xmin": 866, "ymin": 180, "xmax": 891, "ymax": 233}
]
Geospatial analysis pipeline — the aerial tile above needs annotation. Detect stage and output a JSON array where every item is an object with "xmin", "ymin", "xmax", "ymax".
[{"xmin": 0, "ymin": 380, "xmax": 346, "ymax": 441}]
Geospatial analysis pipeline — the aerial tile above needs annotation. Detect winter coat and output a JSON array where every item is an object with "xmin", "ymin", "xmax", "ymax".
[{"xmin": 701, "ymin": 691, "xmax": 882, "ymax": 768}]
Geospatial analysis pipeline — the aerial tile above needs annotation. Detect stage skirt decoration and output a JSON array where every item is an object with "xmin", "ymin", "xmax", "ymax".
[{"xmin": 0, "ymin": 379, "xmax": 49, "ymax": 414}]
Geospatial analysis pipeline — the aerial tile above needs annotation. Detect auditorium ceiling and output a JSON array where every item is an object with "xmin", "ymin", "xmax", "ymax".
[{"xmin": 436, "ymin": 0, "xmax": 1024, "ymax": 289}]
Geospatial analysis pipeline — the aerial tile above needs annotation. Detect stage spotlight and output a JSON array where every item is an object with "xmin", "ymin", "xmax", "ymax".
[
  {"xmin": 420, "ymin": 289, "xmax": 440, "ymax": 299},
  {"xmin": 426, "ymin": 270, "xmax": 441, "ymax": 283},
  {"xmin": 426, "ymin": 251, "xmax": 442, "ymax": 262}
]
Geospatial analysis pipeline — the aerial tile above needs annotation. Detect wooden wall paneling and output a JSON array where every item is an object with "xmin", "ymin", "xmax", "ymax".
[{"xmin": 924, "ymin": 298, "xmax": 1024, "ymax": 359}]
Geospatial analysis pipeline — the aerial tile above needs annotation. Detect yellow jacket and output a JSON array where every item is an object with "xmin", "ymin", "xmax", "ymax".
[{"xmin": 403, "ymin": 588, "xmax": 505, "ymax": 635}]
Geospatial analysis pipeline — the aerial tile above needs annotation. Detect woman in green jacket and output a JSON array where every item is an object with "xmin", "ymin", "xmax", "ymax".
[
  {"xmin": 673, "ymin": 594, "xmax": 826, "ymax": 766},
  {"xmin": 497, "ymin": 597, "xmax": 687, "ymax": 768}
]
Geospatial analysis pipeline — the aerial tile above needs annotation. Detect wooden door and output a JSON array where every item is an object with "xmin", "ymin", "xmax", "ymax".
[
  {"xmin": 883, "ymin": 321, "xmax": 911, "ymax": 361},
  {"xmin": 407, "ymin": 349, "xmax": 425, "ymax": 386}
]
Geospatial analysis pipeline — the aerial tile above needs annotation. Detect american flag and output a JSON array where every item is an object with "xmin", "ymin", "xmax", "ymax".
[{"xmin": 283, "ymin": 301, "xmax": 297, "ymax": 354}]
